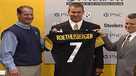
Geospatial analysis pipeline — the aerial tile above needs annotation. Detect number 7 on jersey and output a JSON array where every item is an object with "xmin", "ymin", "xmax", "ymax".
[{"xmin": 67, "ymin": 42, "xmax": 82, "ymax": 63}]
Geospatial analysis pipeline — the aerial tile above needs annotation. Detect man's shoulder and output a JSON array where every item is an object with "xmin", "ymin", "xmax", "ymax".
[
  {"xmin": 31, "ymin": 26, "xmax": 39, "ymax": 30},
  {"xmin": 53, "ymin": 21, "xmax": 68, "ymax": 27},
  {"xmin": 2, "ymin": 24, "xmax": 16, "ymax": 33},
  {"xmin": 31, "ymin": 26, "xmax": 40, "ymax": 35},
  {"xmin": 51, "ymin": 21, "xmax": 69, "ymax": 29},
  {"xmin": 1, "ymin": 24, "xmax": 16, "ymax": 39},
  {"xmin": 83, "ymin": 21, "xmax": 100, "ymax": 29}
]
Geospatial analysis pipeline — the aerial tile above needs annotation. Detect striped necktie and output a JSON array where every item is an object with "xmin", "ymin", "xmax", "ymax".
[{"xmin": 121, "ymin": 34, "xmax": 131, "ymax": 48}]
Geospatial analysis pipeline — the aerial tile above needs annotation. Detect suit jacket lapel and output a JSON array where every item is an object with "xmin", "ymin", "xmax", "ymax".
[
  {"xmin": 62, "ymin": 21, "xmax": 73, "ymax": 32},
  {"xmin": 117, "ymin": 35, "xmax": 126, "ymax": 50},
  {"xmin": 117, "ymin": 35, "xmax": 127, "ymax": 58},
  {"xmin": 119, "ymin": 35, "xmax": 136, "ymax": 58},
  {"xmin": 123, "ymin": 36, "xmax": 136, "ymax": 56},
  {"xmin": 80, "ymin": 21, "xmax": 86, "ymax": 31}
]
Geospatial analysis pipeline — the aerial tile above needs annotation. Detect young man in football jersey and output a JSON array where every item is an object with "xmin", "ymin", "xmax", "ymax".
[{"xmin": 45, "ymin": 2, "xmax": 104, "ymax": 76}]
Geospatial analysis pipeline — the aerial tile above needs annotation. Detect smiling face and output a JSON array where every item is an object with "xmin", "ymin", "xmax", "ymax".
[
  {"xmin": 125, "ymin": 17, "xmax": 136, "ymax": 33},
  {"xmin": 17, "ymin": 6, "xmax": 33, "ymax": 25},
  {"xmin": 68, "ymin": 3, "xmax": 84, "ymax": 23}
]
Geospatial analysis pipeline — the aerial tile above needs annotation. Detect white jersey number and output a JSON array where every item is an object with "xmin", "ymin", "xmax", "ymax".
[{"xmin": 67, "ymin": 42, "xmax": 82, "ymax": 63}]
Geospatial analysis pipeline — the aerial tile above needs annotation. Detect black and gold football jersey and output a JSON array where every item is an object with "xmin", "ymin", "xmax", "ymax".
[{"xmin": 45, "ymin": 21, "xmax": 104, "ymax": 76}]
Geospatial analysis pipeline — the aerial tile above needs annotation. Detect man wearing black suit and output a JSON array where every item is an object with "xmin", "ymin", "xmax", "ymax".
[{"xmin": 46, "ymin": 2, "xmax": 104, "ymax": 76}]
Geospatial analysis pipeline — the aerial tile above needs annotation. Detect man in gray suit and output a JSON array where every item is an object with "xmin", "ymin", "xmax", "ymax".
[{"xmin": 102, "ymin": 13, "xmax": 136, "ymax": 76}]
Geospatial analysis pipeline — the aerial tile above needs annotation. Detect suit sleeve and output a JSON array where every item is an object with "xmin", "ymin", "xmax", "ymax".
[{"xmin": 103, "ymin": 35, "xmax": 118, "ymax": 51}]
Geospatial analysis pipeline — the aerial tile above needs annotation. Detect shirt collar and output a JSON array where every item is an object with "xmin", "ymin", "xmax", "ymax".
[
  {"xmin": 16, "ymin": 22, "xmax": 31, "ymax": 29},
  {"xmin": 69, "ymin": 19, "xmax": 83, "ymax": 30},
  {"xmin": 128, "ymin": 32, "xmax": 136, "ymax": 37},
  {"xmin": 128, "ymin": 32, "xmax": 136, "ymax": 41}
]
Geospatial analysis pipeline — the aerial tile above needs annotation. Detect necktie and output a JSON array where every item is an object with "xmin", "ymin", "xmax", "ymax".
[
  {"xmin": 121, "ymin": 34, "xmax": 131, "ymax": 48},
  {"xmin": 74, "ymin": 24, "xmax": 78, "ymax": 30}
]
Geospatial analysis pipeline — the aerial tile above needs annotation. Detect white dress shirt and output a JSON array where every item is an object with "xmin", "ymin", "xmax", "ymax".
[{"xmin": 69, "ymin": 19, "xmax": 83, "ymax": 30}]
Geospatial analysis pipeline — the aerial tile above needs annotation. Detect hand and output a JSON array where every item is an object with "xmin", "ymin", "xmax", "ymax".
[
  {"xmin": 51, "ymin": 28, "xmax": 58, "ymax": 32},
  {"xmin": 8, "ymin": 68, "xmax": 21, "ymax": 76},
  {"xmin": 96, "ymin": 68, "xmax": 103, "ymax": 76},
  {"xmin": 96, "ymin": 29, "xmax": 107, "ymax": 37},
  {"xmin": 51, "ymin": 28, "xmax": 63, "ymax": 33}
]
